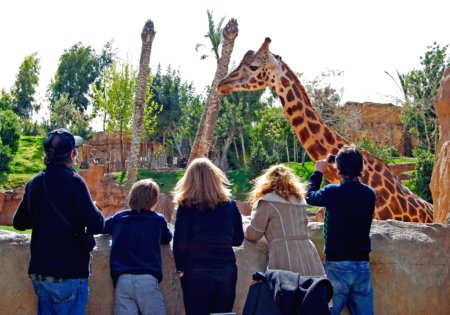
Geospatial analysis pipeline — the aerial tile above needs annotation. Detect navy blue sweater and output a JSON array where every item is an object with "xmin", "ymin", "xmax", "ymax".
[
  {"xmin": 173, "ymin": 200, "xmax": 244, "ymax": 272},
  {"xmin": 102, "ymin": 209, "xmax": 172, "ymax": 285},
  {"xmin": 13, "ymin": 166, "xmax": 105, "ymax": 279},
  {"xmin": 306, "ymin": 171, "xmax": 376, "ymax": 261}
]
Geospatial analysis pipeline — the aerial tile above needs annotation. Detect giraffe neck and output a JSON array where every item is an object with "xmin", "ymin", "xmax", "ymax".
[{"xmin": 271, "ymin": 61, "xmax": 347, "ymax": 161}]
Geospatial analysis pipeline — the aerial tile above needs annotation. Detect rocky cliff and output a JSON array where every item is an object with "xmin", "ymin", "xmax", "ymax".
[{"xmin": 430, "ymin": 68, "xmax": 450, "ymax": 223}]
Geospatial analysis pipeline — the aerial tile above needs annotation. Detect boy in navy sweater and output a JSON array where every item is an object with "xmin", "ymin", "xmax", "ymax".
[{"xmin": 102, "ymin": 179, "xmax": 172, "ymax": 315}]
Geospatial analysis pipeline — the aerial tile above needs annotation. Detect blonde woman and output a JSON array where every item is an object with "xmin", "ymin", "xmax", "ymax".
[
  {"xmin": 245, "ymin": 164, "xmax": 325, "ymax": 276},
  {"xmin": 173, "ymin": 158, "xmax": 244, "ymax": 315}
]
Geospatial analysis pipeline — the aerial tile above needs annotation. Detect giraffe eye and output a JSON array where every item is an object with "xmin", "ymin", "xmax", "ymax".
[{"xmin": 249, "ymin": 65, "xmax": 258, "ymax": 71}]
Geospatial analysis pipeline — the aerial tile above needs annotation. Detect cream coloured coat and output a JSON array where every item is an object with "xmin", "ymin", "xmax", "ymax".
[{"xmin": 245, "ymin": 192, "xmax": 325, "ymax": 276}]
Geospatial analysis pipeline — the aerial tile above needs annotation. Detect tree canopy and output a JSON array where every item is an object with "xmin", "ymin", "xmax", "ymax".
[
  {"xmin": 11, "ymin": 52, "xmax": 41, "ymax": 119},
  {"xmin": 48, "ymin": 41, "xmax": 115, "ymax": 112}
]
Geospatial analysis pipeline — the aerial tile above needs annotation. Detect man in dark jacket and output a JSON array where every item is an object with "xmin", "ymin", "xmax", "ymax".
[
  {"xmin": 13, "ymin": 128, "xmax": 104, "ymax": 315},
  {"xmin": 307, "ymin": 144, "xmax": 376, "ymax": 315}
]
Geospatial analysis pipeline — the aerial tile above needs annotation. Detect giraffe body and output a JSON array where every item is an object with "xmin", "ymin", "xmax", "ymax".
[{"xmin": 217, "ymin": 38, "xmax": 433, "ymax": 222}]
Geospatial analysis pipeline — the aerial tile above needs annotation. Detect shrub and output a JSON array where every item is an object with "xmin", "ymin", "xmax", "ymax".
[
  {"xmin": 0, "ymin": 144, "xmax": 13, "ymax": 171},
  {"xmin": 22, "ymin": 119, "xmax": 44, "ymax": 136},
  {"xmin": 0, "ymin": 109, "xmax": 21, "ymax": 153},
  {"xmin": 358, "ymin": 136, "xmax": 393, "ymax": 163},
  {"xmin": 410, "ymin": 148, "xmax": 434, "ymax": 202},
  {"xmin": 247, "ymin": 140, "xmax": 274, "ymax": 179}
]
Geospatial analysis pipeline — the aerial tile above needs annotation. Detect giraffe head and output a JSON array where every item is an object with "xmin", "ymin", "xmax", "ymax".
[{"xmin": 218, "ymin": 37, "xmax": 280, "ymax": 94}]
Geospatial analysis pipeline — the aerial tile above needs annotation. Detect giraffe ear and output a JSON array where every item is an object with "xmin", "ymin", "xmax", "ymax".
[{"xmin": 256, "ymin": 37, "xmax": 271, "ymax": 55}]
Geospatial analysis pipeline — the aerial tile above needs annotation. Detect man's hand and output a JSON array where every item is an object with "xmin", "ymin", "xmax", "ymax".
[{"xmin": 315, "ymin": 159, "xmax": 328, "ymax": 174}]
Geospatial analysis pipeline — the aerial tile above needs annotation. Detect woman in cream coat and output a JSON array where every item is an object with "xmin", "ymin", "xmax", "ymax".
[{"xmin": 245, "ymin": 164, "xmax": 325, "ymax": 276}]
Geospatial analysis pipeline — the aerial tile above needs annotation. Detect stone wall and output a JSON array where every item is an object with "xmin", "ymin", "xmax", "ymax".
[
  {"xmin": 1, "ymin": 220, "xmax": 448, "ymax": 315},
  {"xmin": 337, "ymin": 102, "xmax": 418, "ymax": 156}
]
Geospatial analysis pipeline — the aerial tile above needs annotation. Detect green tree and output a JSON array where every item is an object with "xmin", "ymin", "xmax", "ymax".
[
  {"xmin": 0, "ymin": 89, "xmax": 14, "ymax": 111},
  {"xmin": 410, "ymin": 148, "xmax": 434, "ymax": 202},
  {"xmin": 0, "ymin": 144, "xmax": 13, "ymax": 171},
  {"xmin": 45, "ymin": 93, "xmax": 92, "ymax": 139},
  {"xmin": 0, "ymin": 110, "xmax": 21, "ymax": 153},
  {"xmin": 48, "ymin": 41, "xmax": 115, "ymax": 112},
  {"xmin": 397, "ymin": 43, "xmax": 449, "ymax": 152},
  {"xmin": 151, "ymin": 66, "xmax": 183, "ymax": 157},
  {"xmin": 305, "ymin": 70, "xmax": 343, "ymax": 128},
  {"xmin": 11, "ymin": 52, "xmax": 41, "ymax": 118},
  {"xmin": 215, "ymin": 89, "xmax": 265, "ymax": 170},
  {"xmin": 195, "ymin": 10, "xmax": 225, "ymax": 62},
  {"xmin": 92, "ymin": 62, "xmax": 138, "ymax": 172}
]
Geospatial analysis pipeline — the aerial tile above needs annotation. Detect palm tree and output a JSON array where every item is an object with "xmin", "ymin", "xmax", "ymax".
[
  {"xmin": 188, "ymin": 11, "xmax": 239, "ymax": 164},
  {"xmin": 126, "ymin": 20, "xmax": 156, "ymax": 205}
]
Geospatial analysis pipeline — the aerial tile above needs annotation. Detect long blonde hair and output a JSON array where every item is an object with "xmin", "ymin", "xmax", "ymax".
[
  {"xmin": 173, "ymin": 157, "xmax": 231, "ymax": 210},
  {"xmin": 249, "ymin": 164, "xmax": 306, "ymax": 209}
]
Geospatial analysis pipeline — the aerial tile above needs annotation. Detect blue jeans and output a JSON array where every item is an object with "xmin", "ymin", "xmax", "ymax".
[
  {"xmin": 114, "ymin": 274, "xmax": 166, "ymax": 315},
  {"xmin": 324, "ymin": 261, "xmax": 373, "ymax": 315},
  {"xmin": 32, "ymin": 278, "xmax": 89, "ymax": 315},
  {"xmin": 180, "ymin": 264, "xmax": 237, "ymax": 315}
]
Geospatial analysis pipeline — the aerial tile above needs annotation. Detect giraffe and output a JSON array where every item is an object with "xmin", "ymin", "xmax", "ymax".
[{"xmin": 217, "ymin": 38, "xmax": 433, "ymax": 223}]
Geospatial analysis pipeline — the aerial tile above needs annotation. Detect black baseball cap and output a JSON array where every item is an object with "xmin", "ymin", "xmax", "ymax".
[{"xmin": 44, "ymin": 128, "xmax": 83, "ymax": 164}]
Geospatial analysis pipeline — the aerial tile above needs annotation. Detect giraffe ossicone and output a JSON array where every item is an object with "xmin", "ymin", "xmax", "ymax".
[{"xmin": 217, "ymin": 38, "xmax": 433, "ymax": 223}]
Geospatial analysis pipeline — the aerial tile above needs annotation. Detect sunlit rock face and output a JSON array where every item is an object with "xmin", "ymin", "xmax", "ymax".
[{"xmin": 430, "ymin": 68, "xmax": 450, "ymax": 223}]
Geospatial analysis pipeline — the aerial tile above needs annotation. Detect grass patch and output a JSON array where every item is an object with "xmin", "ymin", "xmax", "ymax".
[
  {"xmin": 0, "ymin": 136, "xmax": 45, "ymax": 189},
  {"xmin": 285, "ymin": 162, "xmax": 315, "ymax": 181},
  {"xmin": 228, "ymin": 169, "xmax": 252, "ymax": 201},
  {"xmin": 0, "ymin": 225, "xmax": 31, "ymax": 234},
  {"xmin": 391, "ymin": 157, "xmax": 417, "ymax": 164}
]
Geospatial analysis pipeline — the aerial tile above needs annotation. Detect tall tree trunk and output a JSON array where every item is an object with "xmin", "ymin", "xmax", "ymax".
[
  {"xmin": 126, "ymin": 20, "xmax": 155, "ymax": 206},
  {"xmin": 219, "ymin": 128, "xmax": 236, "ymax": 171},
  {"xmin": 239, "ymin": 127, "xmax": 247, "ymax": 165},
  {"xmin": 188, "ymin": 19, "xmax": 239, "ymax": 164},
  {"xmin": 285, "ymin": 139, "xmax": 290, "ymax": 162},
  {"xmin": 301, "ymin": 150, "xmax": 307, "ymax": 166},
  {"xmin": 293, "ymin": 137, "xmax": 298, "ymax": 162},
  {"xmin": 119, "ymin": 127, "xmax": 125, "ymax": 173},
  {"xmin": 233, "ymin": 138, "xmax": 240, "ymax": 166},
  {"xmin": 170, "ymin": 122, "xmax": 183, "ymax": 157}
]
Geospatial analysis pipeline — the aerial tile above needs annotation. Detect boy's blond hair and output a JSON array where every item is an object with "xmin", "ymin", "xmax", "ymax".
[
  {"xmin": 129, "ymin": 179, "xmax": 160, "ymax": 212},
  {"xmin": 172, "ymin": 157, "xmax": 231, "ymax": 210}
]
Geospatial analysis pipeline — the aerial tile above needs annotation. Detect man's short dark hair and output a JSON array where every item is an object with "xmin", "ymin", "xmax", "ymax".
[{"xmin": 336, "ymin": 144, "xmax": 363, "ymax": 178}]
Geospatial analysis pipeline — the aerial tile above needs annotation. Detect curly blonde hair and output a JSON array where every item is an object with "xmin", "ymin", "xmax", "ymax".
[
  {"xmin": 249, "ymin": 164, "xmax": 307, "ymax": 209},
  {"xmin": 172, "ymin": 157, "xmax": 231, "ymax": 210}
]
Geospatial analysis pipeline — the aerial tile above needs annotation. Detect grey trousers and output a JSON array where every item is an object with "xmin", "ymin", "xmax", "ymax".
[{"xmin": 114, "ymin": 274, "xmax": 167, "ymax": 315}]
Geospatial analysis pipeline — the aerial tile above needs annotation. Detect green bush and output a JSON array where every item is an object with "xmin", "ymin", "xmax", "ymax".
[
  {"xmin": 358, "ymin": 136, "xmax": 393, "ymax": 163},
  {"xmin": 247, "ymin": 140, "xmax": 274, "ymax": 178},
  {"xmin": 22, "ymin": 119, "xmax": 44, "ymax": 136},
  {"xmin": 0, "ymin": 110, "xmax": 21, "ymax": 153},
  {"xmin": 0, "ymin": 144, "xmax": 13, "ymax": 171},
  {"xmin": 410, "ymin": 148, "xmax": 434, "ymax": 202}
]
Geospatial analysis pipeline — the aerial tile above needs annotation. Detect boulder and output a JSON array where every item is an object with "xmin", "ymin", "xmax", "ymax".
[
  {"xmin": 0, "ymin": 188, "xmax": 24, "ymax": 225},
  {"xmin": 430, "ymin": 68, "xmax": 450, "ymax": 223}
]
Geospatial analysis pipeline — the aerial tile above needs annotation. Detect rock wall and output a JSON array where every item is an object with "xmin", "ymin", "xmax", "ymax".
[
  {"xmin": 430, "ymin": 68, "xmax": 450, "ymax": 223},
  {"xmin": 0, "ymin": 188, "xmax": 23, "ymax": 226},
  {"xmin": 1, "ymin": 221, "xmax": 448, "ymax": 315},
  {"xmin": 338, "ymin": 102, "xmax": 418, "ymax": 156}
]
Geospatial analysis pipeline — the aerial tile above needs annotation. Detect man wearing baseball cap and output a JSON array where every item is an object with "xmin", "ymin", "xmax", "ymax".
[{"xmin": 13, "ymin": 128, "xmax": 104, "ymax": 314}]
